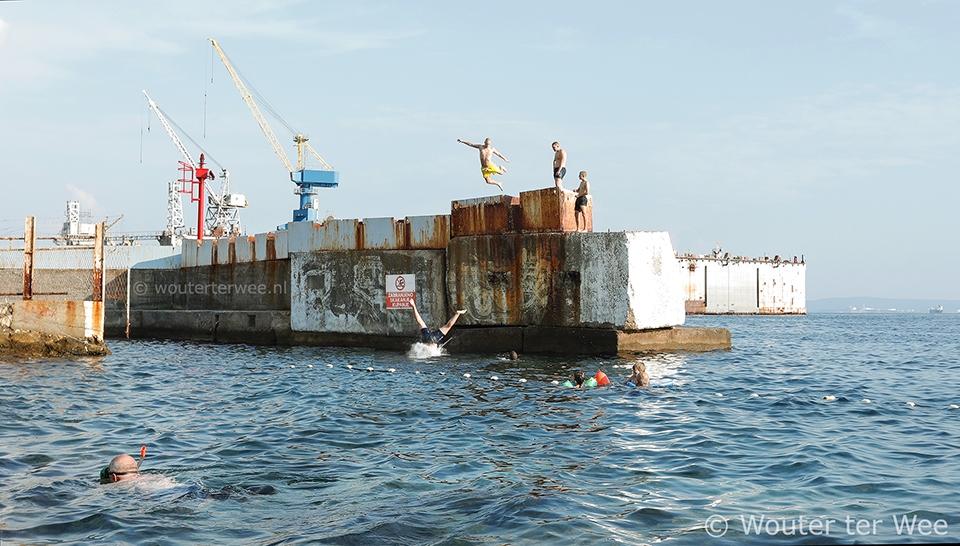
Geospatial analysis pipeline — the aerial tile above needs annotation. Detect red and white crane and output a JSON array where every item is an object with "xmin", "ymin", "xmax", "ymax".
[{"xmin": 143, "ymin": 90, "xmax": 246, "ymax": 243}]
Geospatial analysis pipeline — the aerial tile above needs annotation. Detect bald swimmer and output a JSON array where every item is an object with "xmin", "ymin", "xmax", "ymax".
[{"xmin": 100, "ymin": 454, "xmax": 140, "ymax": 484}]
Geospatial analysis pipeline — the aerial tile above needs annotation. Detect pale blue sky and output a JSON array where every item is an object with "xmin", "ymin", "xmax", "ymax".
[{"xmin": 1, "ymin": 1, "xmax": 958, "ymax": 300}]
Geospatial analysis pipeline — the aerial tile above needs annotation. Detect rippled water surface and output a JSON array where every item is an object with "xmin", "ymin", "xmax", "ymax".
[{"xmin": 2, "ymin": 314, "xmax": 959, "ymax": 545}]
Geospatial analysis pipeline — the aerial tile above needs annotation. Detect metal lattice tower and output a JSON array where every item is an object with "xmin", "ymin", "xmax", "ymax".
[{"xmin": 164, "ymin": 180, "xmax": 186, "ymax": 246}]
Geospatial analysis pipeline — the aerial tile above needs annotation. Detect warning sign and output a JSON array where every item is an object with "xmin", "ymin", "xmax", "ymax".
[{"xmin": 386, "ymin": 274, "xmax": 416, "ymax": 309}]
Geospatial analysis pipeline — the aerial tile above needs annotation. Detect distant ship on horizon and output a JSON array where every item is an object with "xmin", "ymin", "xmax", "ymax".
[{"xmin": 929, "ymin": 304, "xmax": 944, "ymax": 314}]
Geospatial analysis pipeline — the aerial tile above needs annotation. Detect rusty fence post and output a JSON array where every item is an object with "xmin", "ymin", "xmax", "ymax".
[
  {"xmin": 23, "ymin": 216, "xmax": 35, "ymax": 300},
  {"xmin": 93, "ymin": 222, "xmax": 105, "ymax": 302},
  {"xmin": 125, "ymin": 258, "xmax": 131, "ymax": 339}
]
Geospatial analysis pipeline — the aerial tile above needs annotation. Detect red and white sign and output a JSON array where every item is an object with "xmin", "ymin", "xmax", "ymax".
[{"xmin": 386, "ymin": 274, "xmax": 416, "ymax": 309}]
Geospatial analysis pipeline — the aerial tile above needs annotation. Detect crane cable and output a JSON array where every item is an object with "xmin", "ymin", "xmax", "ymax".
[
  {"xmin": 214, "ymin": 45, "xmax": 300, "ymax": 138},
  {"xmin": 153, "ymin": 103, "xmax": 225, "ymax": 172}
]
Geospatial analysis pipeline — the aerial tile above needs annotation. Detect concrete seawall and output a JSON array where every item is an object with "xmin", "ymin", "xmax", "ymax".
[
  {"xmin": 1, "ymin": 301, "xmax": 110, "ymax": 356},
  {"xmin": 0, "ymin": 219, "xmax": 112, "ymax": 357},
  {"xmin": 5, "ymin": 189, "xmax": 731, "ymax": 355}
]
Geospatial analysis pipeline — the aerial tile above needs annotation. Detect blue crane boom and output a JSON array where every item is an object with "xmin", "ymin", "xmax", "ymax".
[{"xmin": 209, "ymin": 38, "xmax": 338, "ymax": 222}]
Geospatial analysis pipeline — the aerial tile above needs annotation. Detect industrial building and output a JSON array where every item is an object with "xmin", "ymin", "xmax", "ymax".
[{"xmin": 677, "ymin": 248, "xmax": 806, "ymax": 315}]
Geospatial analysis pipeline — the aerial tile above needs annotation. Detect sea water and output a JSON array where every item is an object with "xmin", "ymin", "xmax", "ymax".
[{"xmin": 1, "ymin": 314, "xmax": 959, "ymax": 545}]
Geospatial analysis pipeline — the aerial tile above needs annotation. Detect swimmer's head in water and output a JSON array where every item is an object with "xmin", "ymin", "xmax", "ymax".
[
  {"xmin": 632, "ymin": 362, "xmax": 646, "ymax": 374},
  {"xmin": 573, "ymin": 371, "xmax": 586, "ymax": 387},
  {"xmin": 100, "ymin": 454, "xmax": 140, "ymax": 484}
]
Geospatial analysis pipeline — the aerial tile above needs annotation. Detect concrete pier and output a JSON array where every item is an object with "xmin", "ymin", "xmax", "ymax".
[{"xmin": 4, "ymin": 188, "xmax": 731, "ymax": 355}]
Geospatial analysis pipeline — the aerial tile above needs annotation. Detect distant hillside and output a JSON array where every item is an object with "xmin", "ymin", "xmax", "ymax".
[{"xmin": 808, "ymin": 297, "xmax": 960, "ymax": 314}]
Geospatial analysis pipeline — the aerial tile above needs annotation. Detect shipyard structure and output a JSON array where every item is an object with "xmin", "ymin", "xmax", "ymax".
[
  {"xmin": 1, "ymin": 188, "xmax": 741, "ymax": 355},
  {"xmin": 677, "ymin": 249, "xmax": 806, "ymax": 315}
]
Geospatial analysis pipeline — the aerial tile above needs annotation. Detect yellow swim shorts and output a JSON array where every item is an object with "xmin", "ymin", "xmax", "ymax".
[{"xmin": 482, "ymin": 165, "xmax": 502, "ymax": 177}]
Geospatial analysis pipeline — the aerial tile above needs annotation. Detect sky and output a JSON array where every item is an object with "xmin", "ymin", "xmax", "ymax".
[{"xmin": 0, "ymin": 0, "xmax": 958, "ymax": 300}]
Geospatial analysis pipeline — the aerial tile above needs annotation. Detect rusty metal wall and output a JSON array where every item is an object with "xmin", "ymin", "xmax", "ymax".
[
  {"xmin": 407, "ymin": 215, "xmax": 451, "ymax": 249},
  {"xmin": 447, "ymin": 231, "xmax": 684, "ymax": 330},
  {"xmin": 362, "ymin": 217, "xmax": 406, "ymax": 250},
  {"xmin": 519, "ymin": 232, "xmax": 582, "ymax": 326},
  {"xmin": 286, "ymin": 216, "xmax": 449, "ymax": 253},
  {"xmin": 198, "ymin": 238, "xmax": 217, "ymax": 266},
  {"xmin": 235, "ymin": 236, "xmax": 257, "ymax": 263},
  {"xmin": 451, "ymin": 195, "xmax": 521, "ymax": 237},
  {"xmin": 446, "ymin": 234, "xmax": 523, "ymax": 325},
  {"xmin": 519, "ymin": 188, "xmax": 591, "ymax": 233},
  {"xmin": 181, "ymin": 240, "xmax": 200, "ymax": 268},
  {"xmin": 286, "ymin": 219, "xmax": 363, "ymax": 252},
  {"xmin": 252, "ymin": 233, "xmax": 268, "ymax": 262},
  {"xmin": 215, "ymin": 237, "xmax": 233, "ymax": 265},
  {"xmin": 322, "ymin": 219, "xmax": 361, "ymax": 250}
]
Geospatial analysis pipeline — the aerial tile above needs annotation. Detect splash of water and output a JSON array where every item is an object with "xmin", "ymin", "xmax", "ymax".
[{"xmin": 407, "ymin": 342, "xmax": 445, "ymax": 359}]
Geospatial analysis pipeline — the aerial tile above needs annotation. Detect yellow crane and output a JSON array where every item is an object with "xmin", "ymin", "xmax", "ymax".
[{"xmin": 209, "ymin": 38, "xmax": 338, "ymax": 222}]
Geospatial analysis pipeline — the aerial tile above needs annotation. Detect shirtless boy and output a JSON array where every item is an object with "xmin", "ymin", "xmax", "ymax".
[
  {"xmin": 458, "ymin": 137, "xmax": 509, "ymax": 191},
  {"xmin": 574, "ymin": 171, "xmax": 590, "ymax": 231},
  {"xmin": 552, "ymin": 141, "xmax": 567, "ymax": 189}
]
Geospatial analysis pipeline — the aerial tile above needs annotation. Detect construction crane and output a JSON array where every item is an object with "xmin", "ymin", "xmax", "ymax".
[
  {"xmin": 208, "ymin": 38, "xmax": 338, "ymax": 223},
  {"xmin": 143, "ymin": 90, "xmax": 247, "ymax": 242}
]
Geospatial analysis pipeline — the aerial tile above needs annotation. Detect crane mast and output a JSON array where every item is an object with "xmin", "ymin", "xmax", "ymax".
[
  {"xmin": 144, "ymin": 90, "xmax": 246, "ymax": 242},
  {"xmin": 208, "ymin": 38, "xmax": 338, "ymax": 223}
]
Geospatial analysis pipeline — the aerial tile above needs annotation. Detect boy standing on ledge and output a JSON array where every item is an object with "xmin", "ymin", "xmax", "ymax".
[
  {"xmin": 574, "ymin": 171, "xmax": 591, "ymax": 232},
  {"xmin": 552, "ymin": 141, "xmax": 567, "ymax": 189}
]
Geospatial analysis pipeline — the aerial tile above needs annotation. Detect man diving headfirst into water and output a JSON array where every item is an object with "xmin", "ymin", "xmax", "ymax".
[
  {"xmin": 408, "ymin": 298, "xmax": 466, "ymax": 346},
  {"xmin": 457, "ymin": 137, "xmax": 509, "ymax": 191}
]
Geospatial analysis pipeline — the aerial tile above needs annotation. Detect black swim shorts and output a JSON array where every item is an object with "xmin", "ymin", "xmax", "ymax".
[
  {"xmin": 420, "ymin": 328, "xmax": 444, "ymax": 344},
  {"xmin": 575, "ymin": 195, "xmax": 588, "ymax": 211},
  {"xmin": 553, "ymin": 167, "xmax": 566, "ymax": 180}
]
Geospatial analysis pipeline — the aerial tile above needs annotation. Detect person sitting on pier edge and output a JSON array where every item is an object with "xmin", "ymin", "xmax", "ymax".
[
  {"xmin": 408, "ymin": 298, "xmax": 466, "ymax": 346},
  {"xmin": 626, "ymin": 362, "xmax": 650, "ymax": 387},
  {"xmin": 100, "ymin": 454, "xmax": 140, "ymax": 484}
]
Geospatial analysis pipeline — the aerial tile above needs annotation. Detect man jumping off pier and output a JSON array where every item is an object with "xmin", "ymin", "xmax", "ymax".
[
  {"xmin": 408, "ymin": 298, "xmax": 466, "ymax": 346},
  {"xmin": 457, "ymin": 137, "xmax": 509, "ymax": 191}
]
